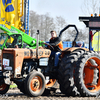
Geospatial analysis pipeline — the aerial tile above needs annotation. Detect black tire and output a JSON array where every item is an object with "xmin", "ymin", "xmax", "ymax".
[
  {"xmin": 0, "ymin": 83, "xmax": 9, "ymax": 94},
  {"xmin": 17, "ymin": 81, "xmax": 26, "ymax": 94},
  {"xmin": 24, "ymin": 70, "xmax": 45, "ymax": 97},
  {"xmin": 58, "ymin": 49, "xmax": 86, "ymax": 96},
  {"xmin": 74, "ymin": 51, "xmax": 100, "ymax": 97}
]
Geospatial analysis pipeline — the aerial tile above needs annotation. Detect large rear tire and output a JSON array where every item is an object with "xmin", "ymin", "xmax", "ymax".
[
  {"xmin": 74, "ymin": 52, "xmax": 100, "ymax": 97},
  {"xmin": 58, "ymin": 49, "xmax": 85, "ymax": 96},
  {"xmin": 24, "ymin": 70, "xmax": 45, "ymax": 97}
]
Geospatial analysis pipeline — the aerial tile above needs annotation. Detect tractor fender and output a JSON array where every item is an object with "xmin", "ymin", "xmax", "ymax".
[{"xmin": 61, "ymin": 47, "xmax": 89, "ymax": 57}]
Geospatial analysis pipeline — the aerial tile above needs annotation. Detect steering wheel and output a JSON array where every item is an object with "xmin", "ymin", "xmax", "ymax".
[{"xmin": 43, "ymin": 42, "xmax": 54, "ymax": 50}]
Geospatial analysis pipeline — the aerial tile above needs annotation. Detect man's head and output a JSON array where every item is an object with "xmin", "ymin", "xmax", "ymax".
[{"xmin": 50, "ymin": 31, "xmax": 57, "ymax": 38}]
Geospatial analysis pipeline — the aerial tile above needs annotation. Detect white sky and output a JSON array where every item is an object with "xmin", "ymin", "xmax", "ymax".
[{"xmin": 29, "ymin": 0, "xmax": 88, "ymax": 29}]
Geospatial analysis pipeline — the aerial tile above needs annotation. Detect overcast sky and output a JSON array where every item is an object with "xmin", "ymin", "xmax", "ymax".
[{"xmin": 29, "ymin": 0, "xmax": 88, "ymax": 29}]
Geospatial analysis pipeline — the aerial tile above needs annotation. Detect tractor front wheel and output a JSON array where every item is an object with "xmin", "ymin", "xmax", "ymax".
[
  {"xmin": 0, "ymin": 83, "xmax": 9, "ymax": 94},
  {"xmin": 24, "ymin": 70, "xmax": 45, "ymax": 97}
]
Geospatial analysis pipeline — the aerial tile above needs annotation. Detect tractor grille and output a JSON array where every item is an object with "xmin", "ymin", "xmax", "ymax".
[{"xmin": 2, "ymin": 53, "xmax": 14, "ymax": 71}]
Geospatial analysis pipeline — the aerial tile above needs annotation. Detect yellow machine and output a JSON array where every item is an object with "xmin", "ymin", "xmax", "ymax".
[
  {"xmin": 0, "ymin": 0, "xmax": 30, "ymax": 71},
  {"xmin": 0, "ymin": 0, "xmax": 24, "ymax": 31}
]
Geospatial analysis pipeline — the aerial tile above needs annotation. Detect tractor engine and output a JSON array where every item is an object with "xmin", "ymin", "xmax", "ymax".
[{"xmin": 1, "ymin": 48, "xmax": 51, "ymax": 84}]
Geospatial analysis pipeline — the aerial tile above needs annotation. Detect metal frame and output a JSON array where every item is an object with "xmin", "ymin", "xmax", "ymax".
[
  {"xmin": 79, "ymin": 16, "xmax": 100, "ymax": 50},
  {"xmin": 59, "ymin": 24, "xmax": 79, "ymax": 42},
  {"xmin": 24, "ymin": 0, "xmax": 29, "ymax": 35}
]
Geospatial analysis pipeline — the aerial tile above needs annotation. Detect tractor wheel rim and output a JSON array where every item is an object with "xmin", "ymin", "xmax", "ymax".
[
  {"xmin": 0, "ymin": 84, "xmax": 7, "ymax": 91},
  {"xmin": 83, "ymin": 57, "xmax": 100, "ymax": 92},
  {"xmin": 30, "ymin": 76, "xmax": 42, "ymax": 92}
]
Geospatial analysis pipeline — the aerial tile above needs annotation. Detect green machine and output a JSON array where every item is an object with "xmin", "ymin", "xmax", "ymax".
[{"xmin": 0, "ymin": 25, "xmax": 44, "ymax": 50}]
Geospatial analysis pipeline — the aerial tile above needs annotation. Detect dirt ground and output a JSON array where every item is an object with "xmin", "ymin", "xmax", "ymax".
[{"xmin": 0, "ymin": 88, "xmax": 100, "ymax": 100}]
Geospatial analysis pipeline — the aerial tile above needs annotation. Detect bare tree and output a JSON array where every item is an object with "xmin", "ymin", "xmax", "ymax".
[
  {"xmin": 56, "ymin": 16, "xmax": 67, "ymax": 33},
  {"xmin": 43, "ymin": 13, "xmax": 55, "ymax": 41},
  {"xmin": 81, "ymin": 0, "xmax": 100, "ymax": 15},
  {"xmin": 63, "ymin": 28, "xmax": 87, "ymax": 42},
  {"xmin": 29, "ymin": 11, "xmax": 56, "ymax": 41},
  {"xmin": 77, "ymin": 29, "xmax": 87, "ymax": 42},
  {"xmin": 39, "ymin": 15, "xmax": 45, "ymax": 40},
  {"xmin": 81, "ymin": 0, "xmax": 100, "ymax": 43},
  {"xmin": 29, "ymin": 11, "xmax": 40, "ymax": 38},
  {"xmin": 29, "ymin": 11, "xmax": 68, "ymax": 41}
]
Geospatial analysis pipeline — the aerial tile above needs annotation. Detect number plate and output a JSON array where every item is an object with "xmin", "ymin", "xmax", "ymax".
[{"xmin": 3, "ymin": 58, "xmax": 10, "ymax": 66}]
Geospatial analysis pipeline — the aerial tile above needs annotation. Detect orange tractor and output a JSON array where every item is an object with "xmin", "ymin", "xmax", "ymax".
[{"xmin": 0, "ymin": 23, "xmax": 100, "ymax": 97}]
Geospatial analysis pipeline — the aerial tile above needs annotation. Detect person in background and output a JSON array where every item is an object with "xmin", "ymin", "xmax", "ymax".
[{"xmin": 76, "ymin": 41, "xmax": 83, "ymax": 47}]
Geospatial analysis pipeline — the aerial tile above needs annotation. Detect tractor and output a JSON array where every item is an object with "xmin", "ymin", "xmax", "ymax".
[
  {"xmin": 0, "ymin": 21, "xmax": 100, "ymax": 97},
  {"xmin": 58, "ymin": 14, "xmax": 100, "ymax": 97}
]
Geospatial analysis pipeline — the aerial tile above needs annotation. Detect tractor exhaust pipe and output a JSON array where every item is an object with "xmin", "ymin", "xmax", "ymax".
[{"xmin": 36, "ymin": 30, "xmax": 39, "ymax": 59}]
